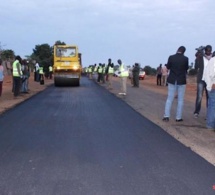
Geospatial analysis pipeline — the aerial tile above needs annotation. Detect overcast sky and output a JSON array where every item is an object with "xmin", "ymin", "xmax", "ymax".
[{"xmin": 1, "ymin": 0, "xmax": 215, "ymax": 68}]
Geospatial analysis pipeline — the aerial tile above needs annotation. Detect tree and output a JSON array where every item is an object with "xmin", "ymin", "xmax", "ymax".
[
  {"xmin": 54, "ymin": 40, "xmax": 66, "ymax": 45},
  {"xmin": 0, "ymin": 49, "xmax": 15, "ymax": 60},
  {"xmin": 143, "ymin": 65, "xmax": 156, "ymax": 75},
  {"xmin": 31, "ymin": 44, "xmax": 53, "ymax": 75}
]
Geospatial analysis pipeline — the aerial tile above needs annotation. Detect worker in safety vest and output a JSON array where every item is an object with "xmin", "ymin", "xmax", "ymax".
[
  {"xmin": 49, "ymin": 65, "xmax": 53, "ymax": 79},
  {"xmin": 39, "ymin": 65, "xmax": 44, "ymax": 83},
  {"xmin": 12, "ymin": 55, "xmax": 23, "ymax": 97},
  {"xmin": 105, "ymin": 58, "xmax": 114, "ymax": 89},
  {"xmin": 88, "ymin": 65, "xmax": 93, "ymax": 79},
  {"xmin": 101, "ymin": 64, "xmax": 106, "ymax": 84},
  {"xmin": 117, "ymin": 59, "xmax": 129, "ymax": 95},
  {"xmin": 93, "ymin": 64, "xmax": 98, "ymax": 81},
  {"xmin": 97, "ymin": 63, "xmax": 102, "ymax": 83}
]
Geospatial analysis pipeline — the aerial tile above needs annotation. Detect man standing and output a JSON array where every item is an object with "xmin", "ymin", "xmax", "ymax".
[
  {"xmin": 132, "ymin": 63, "xmax": 140, "ymax": 87},
  {"xmin": 106, "ymin": 58, "xmax": 114, "ymax": 89},
  {"xmin": 117, "ymin": 59, "xmax": 128, "ymax": 95},
  {"xmin": 0, "ymin": 59, "xmax": 4, "ymax": 97},
  {"xmin": 12, "ymin": 56, "xmax": 23, "ymax": 97},
  {"xmin": 156, "ymin": 64, "xmax": 162, "ymax": 86},
  {"xmin": 34, "ymin": 61, "xmax": 40, "ymax": 82},
  {"xmin": 204, "ymin": 52, "xmax": 215, "ymax": 130},
  {"xmin": 163, "ymin": 46, "xmax": 189, "ymax": 122},
  {"xmin": 193, "ymin": 45, "xmax": 212, "ymax": 118},
  {"xmin": 161, "ymin": 64, "xmax": 168, "ymax": 86},
  {"xmin": 49, "ymin": 65, "xmax": 53, "ymax": 79}
]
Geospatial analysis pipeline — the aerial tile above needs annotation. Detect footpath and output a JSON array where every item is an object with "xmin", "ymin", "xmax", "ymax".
[
  {"xmin": 96, "ymin": 75, "xmax": 215, "ymax": 166},
  {"xmin": 0, "ymin": 74, "xmax": 215, "ymax": 166}
]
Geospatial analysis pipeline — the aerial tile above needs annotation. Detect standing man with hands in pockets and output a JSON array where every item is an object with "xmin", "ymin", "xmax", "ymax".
[{"xmin": 163, "ymin": 46, "xmax": 189, "ymax": 122}]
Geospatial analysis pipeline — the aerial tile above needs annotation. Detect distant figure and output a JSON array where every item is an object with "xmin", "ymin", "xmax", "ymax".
[
  {"xmin": 204, "ymin": 51, "xmax": 215, "ymax": 130},
  {"xmin": 132, "ymin": 63, "xmax": 140, "ymax": 87},
  {"xmin": 193, "ymin": 45, "xmax": 212, "ymax": 118},
  {"xmin": 101, "ymin": 64, "xmax": 106, "ymax": 84},
  {"xmin": 117, "ymin": 59, "xmax": 128, "ymax": 95},
  {"xmin": 12, "ymin": 56, "xmax": 23, "ymax": 97},
  {"xmin": 49, "ymin": 65, "xmax": 53, "ymax": 79},
  {"xmin": 21, "ymin": 59, "xmax": 29, "ymax": 93},
  {"xmin": 39, "ymin": 64, "xmax": 44, "ymax": 85},
  {"xmin": 161, "ymin": 64, "xmax": 168, "ymax": 86},
  {"xmin": 88, "ymin": 65, "xmax": 93, "ymax": 79},
  {"xmin": 0, "ymin": 59, "xmax": 4, "ymax": 97},
  {"xmin": 34, "ymin": 61, "xmax": 40, "ymax": 82},
  {"xmin": 106, "ymin": 58, "xmax": 114, "ymax": 89},
  {"xmin": 97, "ymin": 63, "xmax": 102, "ymax": 83},
  {"xmin": 163, "ymin": 46, "xmax": 189, "ymax": 122},
  {"xmin": 156, "ymin": 64, "xmax": 162, "ymax": 86}
]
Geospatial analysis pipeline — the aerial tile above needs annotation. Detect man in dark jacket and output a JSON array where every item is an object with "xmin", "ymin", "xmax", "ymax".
[
  {"xmin": 132, "ymin": 63, "xmax": 140, "ymax": 87},
  {"xmin": 105, "ymin": 58, "xmax": 114, "ymax": 89},
  {"xmin": 163, "ymin": 46, "xmax": 189, "ymax": 122},
  {"xmin": 193, "ymin": 45, "xmax": 212, "ymax": 118}
]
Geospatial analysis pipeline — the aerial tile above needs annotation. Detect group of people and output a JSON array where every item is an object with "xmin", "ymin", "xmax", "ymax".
[
  {"xmin": 162, "ymin": 45, "xmax": 215, "ymax": 131},
  {"xmin": 0, "ymin": 56, "xmax": 30, "ymax": 98},
  {"xmin": 12, "ymin": 55, "xmax": 30, "ymax": 97},
  {"xmin": 0, "ymin": 55, "xmax": 54, "ymax": 98},
  {"xmin": 156, "ymin": 63, "xmax": 169, "ymax": 86},
  {"xmin": 34, "ymin": 61, "xmax": 53, "ymax": 83},
  {"xmin": 86, "ymin": 58, "xmax": 129, "ymax": 95}
]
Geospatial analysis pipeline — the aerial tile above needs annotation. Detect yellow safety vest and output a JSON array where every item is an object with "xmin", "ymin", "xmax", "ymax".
[
  {"xmin": 98, "ymin": 66, "xmax": 103, "ymax": 73},
  {"xmin": 108, "ymin": 66, "xmax": 114, "ymax": 74},
  {"xmin": 12, "ymin": 60, "xmax": 22, "ymax": 77},
  {"xmin": 88, "ymin": 67, "xmax": 92, "ymax": 73},
  {"xmin": 120, "ymin": 64, "xmax": 129, "ymax": 77},
  {"xmin": 39, "ymin": 67, "xmax": 44, "ymax": 74},
  {"xmin": 103, "ymin": 66, "xmax": 106, "ymax": 74}
]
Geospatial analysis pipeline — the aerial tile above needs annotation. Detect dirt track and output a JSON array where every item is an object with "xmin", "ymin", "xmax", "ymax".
[{"xmin": 0, "ymin": 74, "xmax": 215, "ymax": 166}]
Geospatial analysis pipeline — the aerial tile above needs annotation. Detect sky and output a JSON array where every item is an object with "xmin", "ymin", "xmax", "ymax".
[{"xmin": 1, "ymin": 0, "xmax": 215, "ymax": 68}]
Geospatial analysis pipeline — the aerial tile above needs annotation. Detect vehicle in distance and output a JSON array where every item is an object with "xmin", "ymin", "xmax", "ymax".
[
  {"xmin": 139, "ymin": 70, "xmax": 146, "ymax": 80},
  {"xmin": 53, "ymin": 44, "xmax": 82, "ymax": 86},
  {"xmin": 129, "ymin": 69, "xmax": 146, "ymax": 80}
]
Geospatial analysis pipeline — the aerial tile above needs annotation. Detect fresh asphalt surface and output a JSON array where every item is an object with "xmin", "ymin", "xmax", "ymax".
[{"xmin": 0, "ymin": 77, "xmax": 215, "ymax": 195}]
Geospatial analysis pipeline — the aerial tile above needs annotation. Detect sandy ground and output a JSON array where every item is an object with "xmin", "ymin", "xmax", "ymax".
[{"xmin": 0, "ymin": 74, "xmax": 215, "ymax": 166}]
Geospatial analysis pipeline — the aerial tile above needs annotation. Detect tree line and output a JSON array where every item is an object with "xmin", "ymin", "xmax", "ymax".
[{"xmin": 0, "ymin": 41, "xmax": 196, "ymax": 76}]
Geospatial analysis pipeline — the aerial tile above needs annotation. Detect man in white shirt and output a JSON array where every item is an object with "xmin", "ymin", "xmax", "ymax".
[
  {"xmin": 193, "ymin": 45, "xmax": 212, "ymax": 118},
  {"xmin": 204, "ymin": 52, "xmax": 215, "ymax": 130},
  {"xmin": 34, "ymin": 62, "xmax": 40, "ymax": 82},
  {"xmin": 161, "ymin": 64, "xmax": 168, "ymax": 86}
]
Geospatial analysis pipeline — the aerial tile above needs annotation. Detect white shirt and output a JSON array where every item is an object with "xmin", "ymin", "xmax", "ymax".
[
  {"xmin": 161, "ymin": 66, "xmax": 168, "ymax": 76},
  {"xmin": 35, "ymin": 63, "xmax": 39, "ymax": 71},
  {"xmin": 204, "ymin": 57, "xmax": 215, "ymax": 91},
  {"xmin": 202, "ymin": 56, "xmax": 211, "ymax": 81}
]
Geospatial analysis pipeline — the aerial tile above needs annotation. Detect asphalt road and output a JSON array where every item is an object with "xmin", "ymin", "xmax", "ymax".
[{"xmin": 0, "ymin": 77, "xmax": 215, "ymax": 195}]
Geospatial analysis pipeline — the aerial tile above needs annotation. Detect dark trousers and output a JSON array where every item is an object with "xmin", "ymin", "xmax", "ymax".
[
  {"xmin": 133, "ymin": 73, "xmax": 139, "ymax": 87},
  {"xmin": 49, "ymin": 71, "xmax": 53, "ymax": 79},
  {"xmin": 13, "ymin": 76, "xmax": 21, "ymax": 97},
  {"xmin": 97, "ymin": 73, "xmax": 102, "ymax": 82},
  {"xmin": 194, "ymin": 80, "xmax": 208, "ymax": 114},
  {"xmin": 157, "ymin": 74, "xmax": 162, "ymax": 85},
  {"xmin": 101, "ymin": 74, "xmax": 105, "ymax": 83}
]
